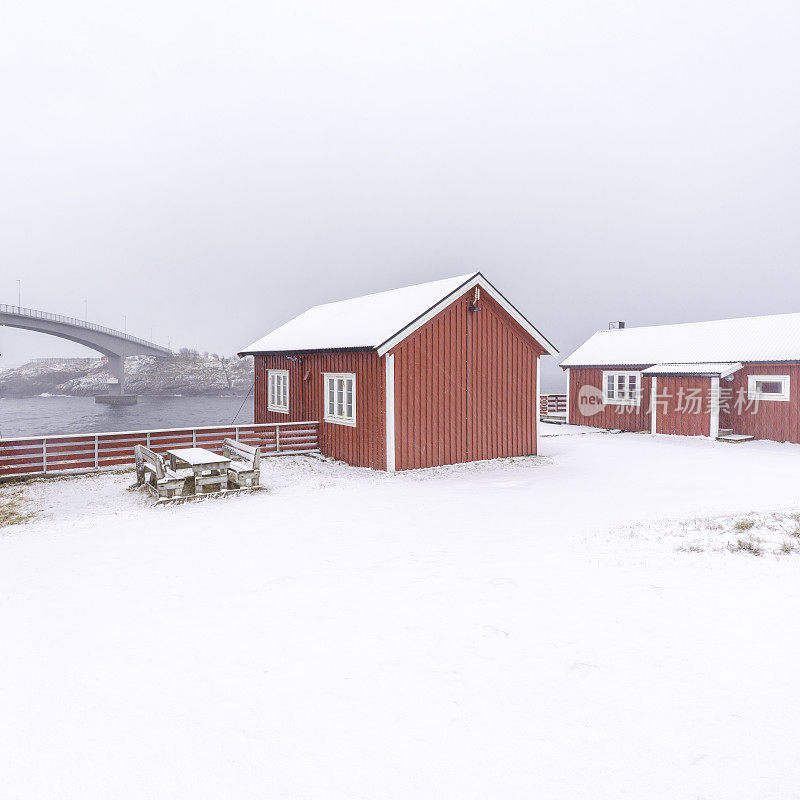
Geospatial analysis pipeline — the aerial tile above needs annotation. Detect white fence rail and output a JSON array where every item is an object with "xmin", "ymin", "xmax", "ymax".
[{"xmin": 0, "ymin": 421, "xmax": 320, "ymax": 479}]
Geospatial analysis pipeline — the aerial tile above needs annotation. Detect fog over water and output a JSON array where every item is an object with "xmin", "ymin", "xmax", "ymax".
[{"xmin": 3, "ymin": 0, "xmax": 799, "ymax": 394}]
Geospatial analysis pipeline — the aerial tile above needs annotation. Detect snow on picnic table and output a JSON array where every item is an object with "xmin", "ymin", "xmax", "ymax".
[{"xmin": 1, "ymin": 427, "xmax": 800, "ymax": 799}]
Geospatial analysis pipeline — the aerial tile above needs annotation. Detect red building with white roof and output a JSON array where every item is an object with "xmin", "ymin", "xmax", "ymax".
[
  {"xmin": 238, "ymin": 273, "xmax": 558, "ymax": 470},
  {"xmin": 561, "ymin": 313, "xmax": 800, "ymax": 443}
]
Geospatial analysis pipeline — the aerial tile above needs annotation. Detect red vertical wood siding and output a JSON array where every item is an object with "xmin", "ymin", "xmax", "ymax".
[
  {"xmin": 253, "ymin": 351, "xmax": 385, "ymax": 469},
  {"xmin": 654, "ymin": 376, "xmax": 711, "ymax": 437},
  {"xmin": 567, "ymin": 367, "xmax": 652, "ymax": 432},
  {"xmin": 390, "ymin": 287, "xmax": 544, "ymax": 470},
  {"xmin": 719, "ymin": 362, "xmax": 800, "ymax": 444}
]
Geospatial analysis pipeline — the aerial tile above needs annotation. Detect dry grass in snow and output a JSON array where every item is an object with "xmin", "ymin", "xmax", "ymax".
[
  {"xmin": 622, "ymin": 510, "xmax": 800, "ymax": 557},
  {"xmin": 0, "ymin": 485, "xmax": 36, "ymax": 528}
]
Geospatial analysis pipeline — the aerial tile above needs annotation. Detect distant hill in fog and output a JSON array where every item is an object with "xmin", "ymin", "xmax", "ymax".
[{"xmin": 0, "ymin": 353, "xmax": 254, "ymax": 397}]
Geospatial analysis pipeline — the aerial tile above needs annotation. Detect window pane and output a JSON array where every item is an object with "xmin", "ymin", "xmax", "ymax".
[
  {"xmin": 757, "ymin": 381, "xmax": 783, "ymax": 394},
  {"xmin": 628, "ymin": 375, "xmax": 636, "ymax": 398},
  {"xmin": 607, "ymin": 375, "xmax": 614, "ymax": 398},
  {"xmin": 269, "ymin": 376, "xmax": 275, "ymax": 406},
  {"xmin": 345, "ymin": 379, "xmax": 353, "ymax": 419},
  {"xmin": 327, "ymin": 379, "xmax": 334, "ymax": 415},
  {"xmin": 336, "ymin": 379, "xmax": 344, "ymax": 417}
]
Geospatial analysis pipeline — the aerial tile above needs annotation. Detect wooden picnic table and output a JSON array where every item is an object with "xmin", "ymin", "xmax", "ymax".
[{"xmin": 166, "ymin": 447, "xmax": 230, "ymax": 493}]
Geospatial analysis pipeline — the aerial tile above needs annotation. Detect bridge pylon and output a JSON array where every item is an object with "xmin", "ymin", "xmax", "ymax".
[{"xmin": 95, "ymin": 353, "xmax": 137, "ymax": 405}]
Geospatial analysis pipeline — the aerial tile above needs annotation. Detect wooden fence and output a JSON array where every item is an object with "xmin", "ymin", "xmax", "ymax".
[
  {"xmin": 0, "ymin": 421, "xmax": 320, "ymax": 479},
  {"xmin": 540, "ymin": 394, "xmax": 567, "ymax": 417}
]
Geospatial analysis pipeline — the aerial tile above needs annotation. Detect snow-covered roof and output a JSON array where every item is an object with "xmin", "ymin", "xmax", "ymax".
[
  {"xmin": 561, "ymin": 312, "xmax": 800, "ymax": 368},
  {"xmin": 641, "ymin": 362, "xmax": 743, "ymax": 378},
  {"xmin": 239, "ymin": 272, "xmax": 558, "ymax": 357}
]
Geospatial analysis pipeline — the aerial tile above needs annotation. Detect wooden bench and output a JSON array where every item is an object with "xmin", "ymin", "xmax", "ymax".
[
  {"xmin": 222, "ymin": 438, "xmax": 261, "ymax": 488},
  {"xmin": 134, "ymin": 445, "xmax": 187, "ymax": 499}
]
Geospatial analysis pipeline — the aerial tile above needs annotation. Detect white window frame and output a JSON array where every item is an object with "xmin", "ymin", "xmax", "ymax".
[
  {"xmin": 267, "ymin": 369, "xmax": 290, "ymax": 413},
  {"xmin": 602, "ymin": 370, "xmax": 641, "ymax": 407},
  {"xmin": 324, "ymin": 372, "xmax": 356, "ymax": 427},
  {"xmin": 747, "ymin": 374, "xmax": 790, "ymax": 402}
]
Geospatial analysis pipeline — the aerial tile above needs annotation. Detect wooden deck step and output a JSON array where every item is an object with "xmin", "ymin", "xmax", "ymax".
[
  {"xmin": 540, "ymin": 415, "xmax": 567, "ymax": 424},
  {"xmin": 718, "ymin": 428, "xmax": 734, "ymax": 437},
  {"xmin": 717, "ymin": 434, "xmax": 755, "ymax": 443}
]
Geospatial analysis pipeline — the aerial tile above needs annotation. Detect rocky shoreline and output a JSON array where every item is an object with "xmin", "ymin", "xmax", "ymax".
[{"xmin": 0, "ymin": 354, "xmax": 254, "ymax": 398}]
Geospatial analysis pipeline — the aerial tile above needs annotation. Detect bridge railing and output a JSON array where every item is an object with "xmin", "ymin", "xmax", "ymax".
[
  {"xmin": 0, "ymin": 421, "xmax": 320, "ymax": 478},
  {"xmin": 0, "ymin": 304, "xmax": 171, "ymax": 353}
]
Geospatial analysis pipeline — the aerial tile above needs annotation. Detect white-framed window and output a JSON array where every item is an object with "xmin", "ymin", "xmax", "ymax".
[
  {"xmin": 602, "ymin": 370, "xmax": 641, "ymax": 406},
  {"xmin": 268, "ymin": 369, "xmax": 289, "ymax": 413},
  {"xmin": 748, "ymin": 374, "xmax": 790, "ymax": 402},
  {"xmin": 324, "ymin": 373, "xmax": 356, "ymax": 426}
]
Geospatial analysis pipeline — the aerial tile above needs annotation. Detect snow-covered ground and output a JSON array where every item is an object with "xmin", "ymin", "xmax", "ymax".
[{"xmin": 2, "ymin": 426, "xmax": 800, "ymax": 799}]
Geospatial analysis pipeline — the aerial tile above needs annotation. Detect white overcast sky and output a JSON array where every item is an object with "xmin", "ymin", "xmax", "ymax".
[{"xmin": 2, "ymin": 0, "xmax": 799, "ymax": 390}]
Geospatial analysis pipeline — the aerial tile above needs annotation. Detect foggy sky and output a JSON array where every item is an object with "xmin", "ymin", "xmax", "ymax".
[{"xmin": 3, "ymin": 0, "xmax": 799, "ymax": 391}]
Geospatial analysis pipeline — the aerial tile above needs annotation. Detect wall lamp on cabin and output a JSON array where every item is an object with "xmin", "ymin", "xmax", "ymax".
[{"xmin": 468, "ymin": 286, "xmax": 482, "ymax": 312}]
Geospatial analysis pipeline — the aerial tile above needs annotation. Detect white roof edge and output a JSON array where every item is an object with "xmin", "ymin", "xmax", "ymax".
[
  {"xmin": 640, "ymin": 362, "xmax": 744, "ymax": 377},
  {"xmin": 376, "ymin": 272, "xmax": 559, "ymax": 357},
  {"xmin": 719, "ymin": 362, "xmax": 744, "ymax": 378}
]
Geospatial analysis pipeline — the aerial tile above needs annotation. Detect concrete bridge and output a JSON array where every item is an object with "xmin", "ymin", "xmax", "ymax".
[{"xmin": 0, "ymin": 304, "xmax": 172, "ymax": 403}]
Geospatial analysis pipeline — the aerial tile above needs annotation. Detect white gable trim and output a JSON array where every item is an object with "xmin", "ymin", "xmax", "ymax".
[{"xmin": 376, "ymin": 273, "xmax": 559, "ymax": 357}]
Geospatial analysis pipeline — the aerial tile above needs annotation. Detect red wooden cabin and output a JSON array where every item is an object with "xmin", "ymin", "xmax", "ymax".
[
  {"xmin": 561, "ymin": 313, "xmax": 800, "ymax": 443},
  {"xmin": 238, "ymin": 273, "xmax": 558, "ymax": 470}
]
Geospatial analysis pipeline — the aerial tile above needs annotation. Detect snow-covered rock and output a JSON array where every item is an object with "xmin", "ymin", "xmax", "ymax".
[{"xmin": 0, "ymin": 354, "xmax": 254, "ymax": 397}]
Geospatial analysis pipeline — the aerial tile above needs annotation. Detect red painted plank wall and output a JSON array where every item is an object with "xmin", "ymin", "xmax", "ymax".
[
  {"xmin": 567, "ymin": 367, "xmax": 652, "ymax": 432},
  {"xmin": 719, "ymin": 363, "xmax": 800, "ymax": 444},
  {"xmin": 390, "ymin": 295, "xmax": 466, "ymax": 470},
  {"xmin": 653, "ymin": 376, "xmax": 711, "ymax": 436},
  {"xmin": 390, "ymin": 287, "xmax": 545, "ymax": 470},
  {"xmin": 254, "ymin": 351, "xmax": 385, "ymax": 469}
]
